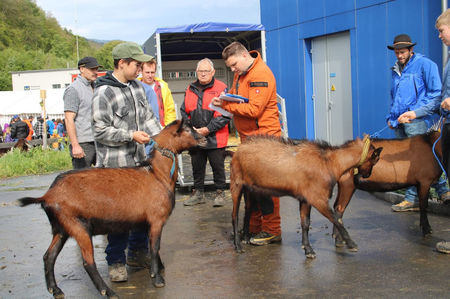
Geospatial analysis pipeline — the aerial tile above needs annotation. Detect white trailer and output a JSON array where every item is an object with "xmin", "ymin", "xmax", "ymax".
[{"xmin": 142, "ymin": 22, "xmax": 287, "ymax": 187}]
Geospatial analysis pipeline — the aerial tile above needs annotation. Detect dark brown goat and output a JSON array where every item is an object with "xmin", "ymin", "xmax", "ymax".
[
  {"xmin": 18, "ymin": 120, "xmax": 206, "ymax": 299},
  {"xmin": 333, "ymin": 131, "xmax": 443, "ymax": 246},
  {"xmin": 230, "ymin": 135, "xmax": 383, "ymax": 258}
]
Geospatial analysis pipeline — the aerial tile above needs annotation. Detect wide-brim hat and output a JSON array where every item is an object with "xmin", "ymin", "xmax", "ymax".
[{"xmin": 387, "ymin": 34, "xmax": 416, "ymax": 50}]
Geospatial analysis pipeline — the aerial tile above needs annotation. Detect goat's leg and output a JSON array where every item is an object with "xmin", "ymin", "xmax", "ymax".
[
  {"xmin": 241, "ymin": 190, "xmax": 252, "ymax": 244},
  {"xmin": 333, "ymin": 173, "xmax": 356, "ymax": 247},
  {"xmin": 418, "ymin": 185, "xmax": 432, "ymax": 235},
  {"xmin": 67, "ymin": 221, "xmax": 117, "ymax": 298},
  {"xmin": 312, "ymin": 199, "xmax": 358, "ymax": 251},
  {"xmin": 231, "ymin": 184, "xmax": 244, "ymax": 252},
  {"xmin": 43, "ymin": 233, "xmax": 68, "ymax": 298},
  {"xmin": 299, "ymin": 201, "xmax": 316, "ymax": 259},
  {"xmin": 149, "ymin": 224, "xmax": 165, "ymax": 288}
]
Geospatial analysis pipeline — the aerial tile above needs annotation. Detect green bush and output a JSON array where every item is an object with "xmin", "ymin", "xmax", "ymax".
[{"xmin": 0, "ymin": 146, "xmax": 72, "ymax": 178}]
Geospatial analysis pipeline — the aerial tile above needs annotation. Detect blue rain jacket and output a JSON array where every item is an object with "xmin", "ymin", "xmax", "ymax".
[{"xmin": 388, "ymin": 53, "xmax": 441, "ymax": 128}]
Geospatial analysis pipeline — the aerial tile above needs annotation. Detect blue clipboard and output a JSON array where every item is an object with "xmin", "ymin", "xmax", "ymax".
[{"xmin": 219, "ymin": 93, "xmax": 249, "ymax": 103}]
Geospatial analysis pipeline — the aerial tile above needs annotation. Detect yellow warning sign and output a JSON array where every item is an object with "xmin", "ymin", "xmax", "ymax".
[{"xmin": 331, "ymin": 84, "xmax": 336, "ymax": 91}]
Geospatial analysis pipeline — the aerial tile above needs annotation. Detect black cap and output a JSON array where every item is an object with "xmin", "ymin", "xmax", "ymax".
[
  {"xmin": 387, "ymin": 34, "xmax": 416, "ymax": 50},
  {"xmin": 78, "ymin": 56, "xmax": 102, "ymax": 69}
]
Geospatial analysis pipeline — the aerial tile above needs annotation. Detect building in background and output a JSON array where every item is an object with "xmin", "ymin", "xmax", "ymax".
[{"xmin": 260, "ymin": 0, "xmax": 446, "ymax": 143}]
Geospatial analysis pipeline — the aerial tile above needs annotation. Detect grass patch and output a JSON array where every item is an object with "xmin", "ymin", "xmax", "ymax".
[{"xmin": 0, "ymin": 146, "xmax": 72, "ymax": 178}]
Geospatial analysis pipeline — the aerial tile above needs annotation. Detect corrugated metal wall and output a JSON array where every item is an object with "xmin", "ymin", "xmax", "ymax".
[{"xmin": 261, "ymin": 0, "xmax": 444, "ymax": 139}]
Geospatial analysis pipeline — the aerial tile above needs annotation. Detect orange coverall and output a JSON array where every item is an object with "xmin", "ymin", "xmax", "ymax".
[{"xmin": 223, "ymin": 50, "xmax": 282, "ymax": 235}]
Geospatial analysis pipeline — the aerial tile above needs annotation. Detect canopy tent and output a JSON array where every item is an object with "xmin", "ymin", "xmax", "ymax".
[
  {"xmin": 142, "ymin": 22, "xmax": 266, "ymax": 78},
  {"xmin": 0, "ymin": 90, "xmax": 64, "ymax": 125}
]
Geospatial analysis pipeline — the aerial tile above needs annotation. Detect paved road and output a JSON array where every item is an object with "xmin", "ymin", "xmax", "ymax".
[{"xmin": 1, "ymin": 173, "xmax": 449, "ymax": 298}]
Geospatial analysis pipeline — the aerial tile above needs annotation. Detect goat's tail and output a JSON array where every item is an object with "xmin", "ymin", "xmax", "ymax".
[{"xmin": 18, "ymin": 197, "xmax": 42, "ymax": 207}]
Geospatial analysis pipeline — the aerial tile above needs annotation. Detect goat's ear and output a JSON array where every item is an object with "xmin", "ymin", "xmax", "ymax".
[
  {"xmin": 371, "ymin": 147, "xmax": 383, "ymax": 161},
  {"xmin": 177, "ymin": 118, "xmax": 185, "ymax": 133}
]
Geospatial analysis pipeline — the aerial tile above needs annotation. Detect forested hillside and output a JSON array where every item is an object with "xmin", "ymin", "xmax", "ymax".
[{"xmin": 0, "ymin": 0, "xmax": 119, "ymax": 91}]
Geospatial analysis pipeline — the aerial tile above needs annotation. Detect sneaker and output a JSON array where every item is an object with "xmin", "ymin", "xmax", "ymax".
[
  {"xmin": 391, "ymin": 200, "xmax": 419, "ymax": 212},
  {"xmin": 249, "ymin": 231, "xmax": 282, "ymax": 246},
  {"xmin": 439, "ymin": 191, "xmax": 450, "ymax": 204},
  {"xmin": 108, "ymin": 263, "xmax": 127, "ymax": 282},
  {"xmin": 127, "ymin": 249, "xmax": 151, "ymax": 268},
  {"xmin": 183, "ymin": 189, "xmax": 206, "ymax": 206},
  {"xmin": 212, "ymin": 190, "xmax": 225, "ymax": 207},
  {"xmin": 436, "ymin": 241, "xmax": 450, "ymax": 254}
]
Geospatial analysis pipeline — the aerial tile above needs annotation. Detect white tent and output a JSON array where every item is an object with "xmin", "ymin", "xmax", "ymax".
[{"xmin": 0, "ymin": 90, "xmax": 65, "ymax": 126}]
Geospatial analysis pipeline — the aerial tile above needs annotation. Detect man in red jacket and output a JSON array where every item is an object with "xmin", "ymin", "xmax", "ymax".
[
  {"xmin": 181, "ymin": 58, "xmax": 230, "ymax": 207},
  {"xmin": 213, "ymin": 41, "xmax": 282, "ymax": 246}
]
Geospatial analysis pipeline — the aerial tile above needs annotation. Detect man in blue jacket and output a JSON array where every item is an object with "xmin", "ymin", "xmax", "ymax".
[{"xmin": 387, "ymin": 34, "xmax": 450, "ymax": 212}]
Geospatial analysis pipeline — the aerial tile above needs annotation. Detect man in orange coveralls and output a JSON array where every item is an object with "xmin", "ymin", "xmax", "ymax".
[{"xmin": 213, "ymin": 41, "xmax": 282, "ymax": 245}]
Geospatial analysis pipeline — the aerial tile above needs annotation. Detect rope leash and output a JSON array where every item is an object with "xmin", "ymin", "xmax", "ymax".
[{"xmin": 431, "ymin": 116, "xmax": 448, "ymax": 179}]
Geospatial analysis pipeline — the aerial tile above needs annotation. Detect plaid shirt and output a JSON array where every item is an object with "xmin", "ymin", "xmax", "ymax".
[
  {"xmin": 92, "ymin": 72, "xmax": 161, "ymax": 168},
  {"xmin": 33, "ymin": 120, "xmax": 44, "ymax": 138}
]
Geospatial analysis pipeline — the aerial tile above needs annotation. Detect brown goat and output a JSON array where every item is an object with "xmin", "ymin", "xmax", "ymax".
[
  {"xmin": 333, "ymin": 131, "xmax": 443, "ymax": 246},
  {"xmin": 18, "ymin": 119, "xmax": 206, "ymax": 299},
  {"xmin": 230, "ymin": 135, "xmax": 383, "ymax": 259}
]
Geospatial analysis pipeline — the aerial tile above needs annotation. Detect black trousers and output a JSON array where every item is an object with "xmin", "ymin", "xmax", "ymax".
[
  {"xmin": 189, "ymin": 147, "xmax": 226, "ymax": 191},
  {"xmin": 442, "ymin": 123, "xmax": 450, "ymax": 181}
]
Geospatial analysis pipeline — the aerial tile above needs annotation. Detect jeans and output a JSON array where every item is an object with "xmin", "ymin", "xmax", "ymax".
[
  {"xmin": 70, "ymin": 142, "xmax": 96, "ymax": 169},
  {"xmin": 105, "ymin": 228, "xmax": 149, "ymax": 265},
  {"xmin": 394, "ymin": 120, "xmax": 449, "ymax": 203}
]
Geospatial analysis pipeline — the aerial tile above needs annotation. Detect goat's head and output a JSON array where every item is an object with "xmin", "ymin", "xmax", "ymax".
[
  {"xmin": 157, "ymin": 119, "xmax": 207, "ymax": 154},
  {"xmin": 354, "ymin": 135, "xmax": 383, "ymax": 178}
]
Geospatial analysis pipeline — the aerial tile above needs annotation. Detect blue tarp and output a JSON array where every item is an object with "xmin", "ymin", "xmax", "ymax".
[{"xmin": 155, "ymin": 22, "xmax": 264, "ymax": 34}]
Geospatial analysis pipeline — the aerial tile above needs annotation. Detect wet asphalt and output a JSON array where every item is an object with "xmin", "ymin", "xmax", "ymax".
[{"xmin": 1, "ymin": 172, "xmax": 450, "ymax": 299}]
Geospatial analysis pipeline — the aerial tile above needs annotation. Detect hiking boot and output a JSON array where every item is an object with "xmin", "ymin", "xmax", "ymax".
[
  {"xmin": 212, "ymin": 190, "xmax": 225, "ymax": 207},
  {"xmin": 391, "ymin": 200, "xmax": 419, "ymax": 212},
  {"xmin": 249, "ymin": 231, "xmax": 282, "ymax": 246},
  {"xmin": 436, "ymin": 241, "xmax": 450, "ymax": 254},
  {"xmin": 127, "ymin": 249, "xmax": 151, "ymax": 268},
  {"xmin": 108, "ymin": 263, "xmax": 127, "ymax": 282},
  {"xmin": 439, "ymin": 191, "xmax": 450, "ymax": 204},
  {"xmin": 183, "ymin": 189, "xmax": 206, "ymax": 206}
]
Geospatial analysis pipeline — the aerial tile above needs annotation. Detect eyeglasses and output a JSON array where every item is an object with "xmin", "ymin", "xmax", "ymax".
[{"xmin": 197, "ymin": 70, "xmax": 212, "ymax": 74}]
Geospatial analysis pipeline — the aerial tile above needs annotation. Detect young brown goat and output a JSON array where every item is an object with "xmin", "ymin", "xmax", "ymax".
[
  {"xmin": 230, "ymin": 135, "xmax": 382, "ymax": 258},
  {"xmin": 18, "ymin": 119, "xmax": 206, "ymax": 299},
  {"xmin": 333, "ymin": 131, "xmax": 443, "ymax": 246}
]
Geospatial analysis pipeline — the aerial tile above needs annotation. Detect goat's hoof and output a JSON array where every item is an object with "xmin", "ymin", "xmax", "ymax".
[
  {"xmin": 152, "ymin": 275, "xmax": 165, "ymax": 288},
  {"xmin": 348, "ymin": 246, "xmax": 359, "ymax": 252},
  {"xmin": 53, "ymin": 293, "xmax": 65, "ymax": 299},
  {"xmin": 335, "ymin": 239, "xmax": 346, "ymax": 248},
  {"xmin": 305, "ymin": 253, "xmax": 316, "ymax": 259},
  {"xmin": 50, "ymin": 288, "xmax": 65, "ymax": 299}
]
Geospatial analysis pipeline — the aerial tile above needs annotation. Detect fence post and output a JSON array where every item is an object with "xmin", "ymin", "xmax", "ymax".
[{"xmin": 40, "ymin": 90, "xmax": 48, "ymax": 149}]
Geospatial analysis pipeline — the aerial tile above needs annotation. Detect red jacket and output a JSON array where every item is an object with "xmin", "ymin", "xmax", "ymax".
[
  {"xmin": 223, "ymin": 51, "xmax": 281, "ymax": 140},
  {"xmin": 181, "ymin": 78, "xmax": 230, "ymax": 149}
]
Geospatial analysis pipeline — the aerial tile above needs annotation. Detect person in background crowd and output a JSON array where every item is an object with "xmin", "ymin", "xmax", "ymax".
[
  {"xmin": 386, "ymin": 34, "xmax": 450, "ymax": 212},
  {"xmin": 23, "ymin": 116, "xmax": 34, "ymax": 141},
  {"xmin": 64, "ymin": 56, "xmax": 102, "ymax": 169},
  {"xmin": 180, "ymin": 58, "xmax": 230, "ymax": 207},
  {"xmin": 46, "ymin": 117, "xmax": 54, "ymax": 138},
  {"xmin": 92, "ymin": 42, "xmax": 161, "ymax": 282},
  {"xmin": 212, "ymin": 41, "xmax": 282, "ymax": 246},
  {"xmin": 33, "ymin": 116, "xmax": 44, "ymax": 139},
  {"xmin": 10, "ymin": 115, "xmax": 29, "ymax": 141}
]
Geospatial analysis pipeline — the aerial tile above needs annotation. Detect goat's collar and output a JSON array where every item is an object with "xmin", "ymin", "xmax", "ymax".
[
  {"xmin": 149, "ymin": 139, "xmax": 176, "ymax": 178},
  {"xmin": 354, "ymin": 135, "xmax": 371, "ymax": 175}
]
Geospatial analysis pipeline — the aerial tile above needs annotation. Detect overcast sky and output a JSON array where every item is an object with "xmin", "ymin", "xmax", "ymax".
[{"xmin": 34, "ymin": 0, "xmax": 261, "ymax": 44}]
